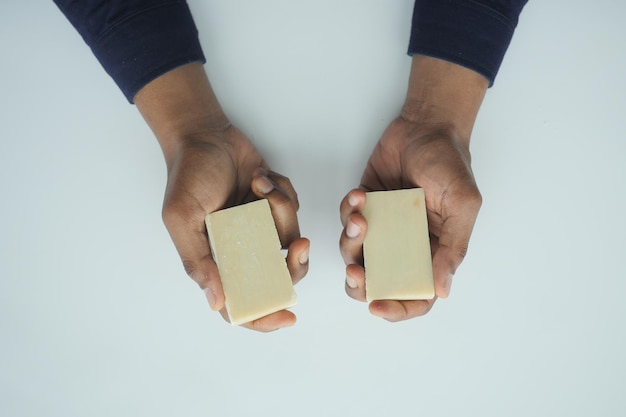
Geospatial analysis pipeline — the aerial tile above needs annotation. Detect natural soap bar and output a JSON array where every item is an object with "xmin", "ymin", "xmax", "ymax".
[
  {"xmin": 362, "ymin": 188, "xmax": 434, "ymax": 301},
  {"xmin": 205, "ymin": 199, "xmax": 296, "ymax": 326}
]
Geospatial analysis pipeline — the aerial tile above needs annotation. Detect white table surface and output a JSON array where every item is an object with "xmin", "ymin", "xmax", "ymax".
[{"xmin": 1, "ymin": 1, "xmax": 625, "ymax": 416}]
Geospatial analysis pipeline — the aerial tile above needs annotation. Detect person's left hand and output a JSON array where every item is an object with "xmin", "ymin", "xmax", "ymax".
[
  {"xmin": 160, "ymin": 125, "xmax": 310, "ymax": 332},
  {"xmin": 134, "ymin": 63, "xmax": 309, "ymax": 332},
  {"xmin": 338, "ymin": 56, "xmax": 487, "ymax": 323},
  {"xmin": 339, "ymin": 116, "xmax": 482, "ymax": 322}
]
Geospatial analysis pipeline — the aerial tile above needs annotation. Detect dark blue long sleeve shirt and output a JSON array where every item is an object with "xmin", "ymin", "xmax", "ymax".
[
  {"xmin": 53, "ymin": 0, "xmax": 205, "ymax": 102},
  {"xmin": 54, "ymin": 0, "xmax": 527, "ymax": 102},
  {"xmin": 409, "ymin": 0, "xmax": 528, "ymax": 86}
]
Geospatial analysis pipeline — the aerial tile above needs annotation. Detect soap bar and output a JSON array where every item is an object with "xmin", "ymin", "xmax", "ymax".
[
  {"xmin": 205, "ymin": 199, "xmax": 296, "ymax": 326},
  {"xmin": 362, "ymin": 188, "xmax": 434, "ymax": 301}
]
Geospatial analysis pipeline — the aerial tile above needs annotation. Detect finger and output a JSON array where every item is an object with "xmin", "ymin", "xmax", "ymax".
[
  {"xmin": 251, "ymin": 170, "xmax": 300, "ymax": 248},
  {"xmin": 339, "ymin": 189, "xmax": 366, "ymax": 227},
  {"xmin": 286, "ymin": 237, "xmax": 310, "ymax": 285},
  {"xmin": 162, "ymin": 203, "xmax": 225, "ymax": 312},
  {"xmin": 244, "ymin": 310, "xmax": 297, "ymax": 332},
  {"xmin": 432, "ymin": 189, "xmax": 482, "ymax": 298},
  {"xmin": 266, "ymin": 169, "xmax": 300, "ymax": 211},
  {"xmin": 219, "ymin": 308, "xmax": 296, "ymax": 333},
  {"xmin": 368, "ymin": 298, "xmax": 437, "ymax": 322},
  {"xmin": 339, "ymin": 212, "xmax": 367, "ymax": 266},
  {"xmin": 345, "ymin": 263, "xmax": 366, "ymax": 302},
  {"xmin": 252, "ymin": 167, "xmax": 300, "ymax": 209}
]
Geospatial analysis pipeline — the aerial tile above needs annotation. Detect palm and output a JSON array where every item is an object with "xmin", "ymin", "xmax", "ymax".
[
  {"xmin": 361, "ymin": 117, "xmax": 478, "ymax": 243},
  {"xmin": 163, "ymin": 127, "xmax": 264, "ymax": 219}
]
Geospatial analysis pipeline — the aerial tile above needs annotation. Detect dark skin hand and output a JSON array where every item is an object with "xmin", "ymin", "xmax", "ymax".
[
  {"xmin": 339, "ymin": 55, "xmax": 488, "ymax": 322},
  {"xmin": 135, "ymin": 63, "xmax": 309, "ymax": 332}
]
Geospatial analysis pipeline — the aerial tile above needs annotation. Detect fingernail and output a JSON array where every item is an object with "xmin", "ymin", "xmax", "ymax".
[
  {"xmin": 346, "ymin": 275, "xmax": 358, "ymax": 289},
  {"xmin": 348, "ymin": 194, "xmax": 359, "ymax": 207},
  {"xmin": 299, "ymin": 248, "xmax": 309, "ymax": 265},
  {"xmin": 204, "ymin": 287, "xmax": 216, "ymax": 310},
  {"xmin": 256, "ymin": 176, "xmax": 274, "ymax": 194},
  {"xmin": 346, "ymin": 221, "xmax": 360, "ymax": 238},
  {"xmin": 444, "ymin": 273, "xmax": 454, "ymax": 297}
]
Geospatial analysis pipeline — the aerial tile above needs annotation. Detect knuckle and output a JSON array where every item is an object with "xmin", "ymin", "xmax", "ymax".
[
  {"xmin": 452, "ymin": 244, "xmax": 469, "ymax": 264},
  {"xmin": 397, "ymin": 301, "xmax": 435, "ymax": 322},
  {"xmin": 181, "ymin": 259, "xmax": 198, "ymax": 279},
  {"xmin": 270, "ymin": 195, "xmax": 295, "ymax": 214},
  {"xmin": 271, "ymin": 175, "xmax": 299, "ymax": 210},
  {"xmin": 161, "ymin": 199, "xmax": 193, "ymax": 227},
  {"xmin": 181, "ymin": 259, "xmax": 209, "ymax": 288},
  {"xmin": 161, "ymin": 201, "xmax": 177, "ymax": 225},
  {"xmin": 467, "ymin": 187, "xmax": 483, "ymax": 210},
  {"xmin": 422, "ymin": 300, "xmax": 435, "ymax": 315},
  {"xmin": 460, "ymin": 175, "xmax": 482, "ymax": 202},
  {"xmin": 291, "ymin": 193, "xmax": 300, "ymax": 211},
  {"xmin": 455, "ymin": 180, "xmax": 481, "ymax": 205},
  {"xmin": 339, "ymin": 242, "xmax": 351, "ymax": 265}
]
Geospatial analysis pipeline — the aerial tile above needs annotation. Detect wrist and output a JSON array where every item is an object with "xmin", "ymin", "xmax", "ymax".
[
  {"xmin": 134, "ymin": 63, "xmax": 230, "ymax": 166},
  {"xmin": 400, "ymin": 55, "xmax": 488, "ymax": 148}
]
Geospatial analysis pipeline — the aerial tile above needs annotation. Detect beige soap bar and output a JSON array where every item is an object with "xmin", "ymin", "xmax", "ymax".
[
  {"xmin": 362, "ymin": 188, "xmax": 434, "ymax": 301},
  {"xmin": 205, "ymin": 199, "xmax": 296, "ymax": 326}
]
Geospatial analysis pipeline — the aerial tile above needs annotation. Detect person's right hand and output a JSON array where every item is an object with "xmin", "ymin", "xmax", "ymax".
[{"xmin": 135, "ymin": 63, "xmax": 309, "ymax": 332}]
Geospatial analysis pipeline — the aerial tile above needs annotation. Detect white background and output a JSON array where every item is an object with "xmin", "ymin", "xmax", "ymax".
[{"xmin": 1, "ymin": 1, "xmax": 625, "ymax": 416}]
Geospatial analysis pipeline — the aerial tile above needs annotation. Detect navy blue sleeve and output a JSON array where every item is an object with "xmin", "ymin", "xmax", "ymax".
[
  {"xmin": 53, "ymin": 0, "xmax": 206, "ymax": 103},
  {"xmin": 409, "ymin": 0, "xmax": 528, "ymax": 85}
]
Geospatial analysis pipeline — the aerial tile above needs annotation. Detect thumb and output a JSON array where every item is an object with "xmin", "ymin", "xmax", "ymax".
[{"xmin": 162, "ymin": 204, "xmax": 225, "ymax": 312}]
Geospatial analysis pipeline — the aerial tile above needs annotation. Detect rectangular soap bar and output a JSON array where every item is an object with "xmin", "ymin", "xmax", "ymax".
[
  {"xmin": 205, "ymin": 199, "xmax": 296, "ymax": 326},
  {"xmin": 362, "ymin": 188, "xmax": 434, "ymax": 301}
]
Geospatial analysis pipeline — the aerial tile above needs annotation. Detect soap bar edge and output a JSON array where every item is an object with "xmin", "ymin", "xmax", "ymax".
[
  {"xmin": 204, "ymin": 199, "xmax": 297, "ymax": 326},
  {"xmin": 362, "ymin": 188, "xmax": 435, "ymax": 301}
]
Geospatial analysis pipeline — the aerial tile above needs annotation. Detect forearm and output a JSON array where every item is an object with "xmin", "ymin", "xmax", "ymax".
[
  {"xmin": 404, "ymin": 0, "xmax": 528, "ymax": 145},
  {"xmin": 401, "ymin": 56, "xmax": 489, "ymax": 148},
  {"xmin": 409, "ymin": 0, "xmax": 528, "ymax": 86},
  {"xmin": 134, "ymin": 63, "xmax": 230, "ymax": 168},
  {"xmin": 54, "ymin": 0, "xmax": 206, "ymax": 103}
]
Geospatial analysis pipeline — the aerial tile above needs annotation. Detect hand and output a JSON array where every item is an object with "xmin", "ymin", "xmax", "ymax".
[
  {"xmin": 339, "ymin": 55, "xmax": 488, "ymax": 322},
  {"xmin": 134, "ymin": 63, "xmax": 308, "ymax": 332},
  {"xmin": 340, "ymin": 117, "xmax": 481, "ymax": 321},
  {"xmin": 162, "ymin": 127, "xmax": 309, "ymax": 332}
]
